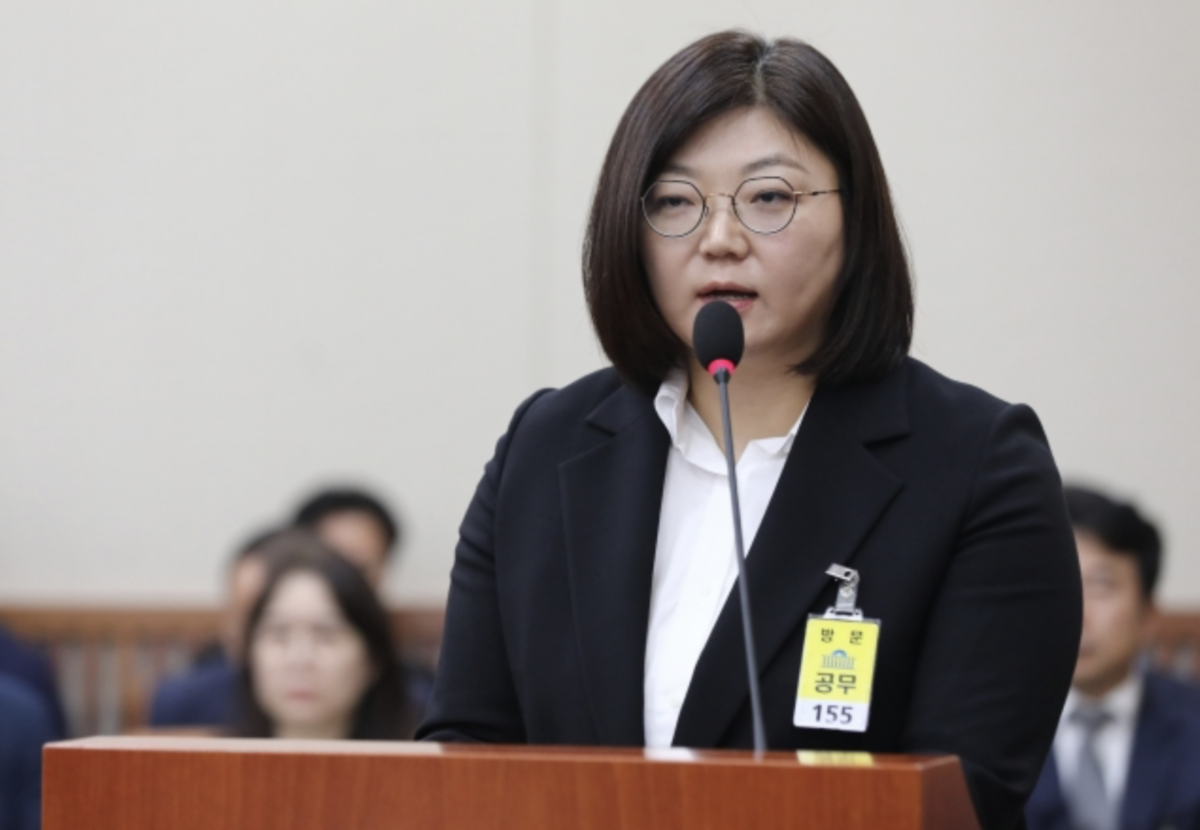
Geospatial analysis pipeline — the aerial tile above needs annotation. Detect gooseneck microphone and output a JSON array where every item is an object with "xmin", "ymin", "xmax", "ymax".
[{"xmin": 692, "ymin": 300, "xmax": 767, "ymax": 754}]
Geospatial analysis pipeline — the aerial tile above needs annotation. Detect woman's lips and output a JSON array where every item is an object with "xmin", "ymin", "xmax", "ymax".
[{"xmin": 699, "ymin": 289, "xmax": 756, "ymax": 310}]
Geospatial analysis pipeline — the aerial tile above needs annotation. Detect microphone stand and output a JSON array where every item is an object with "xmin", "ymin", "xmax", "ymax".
[{"xmin": 713, "ymin": 365, "xmax": 768, "ymax": 755}]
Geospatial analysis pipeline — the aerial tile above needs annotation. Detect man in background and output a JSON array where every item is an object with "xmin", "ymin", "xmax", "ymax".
[
  {"xmin": 1026, "ymin": 485, "xmax": 1200, "ymax": 830},
  {"xmin": 293, "ymin": 488, "xmax": 400, "ymax": 591}
]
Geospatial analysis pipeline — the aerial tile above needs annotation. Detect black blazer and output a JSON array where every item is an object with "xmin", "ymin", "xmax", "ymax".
[{"xmin": 418, "ymin": 358, "xmax": 1082, "ymax": 830}]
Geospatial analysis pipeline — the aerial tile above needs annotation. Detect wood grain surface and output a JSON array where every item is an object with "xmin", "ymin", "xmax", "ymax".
[{"xmin": 44, "ymin": 737, "xmax": 981, "ymax": 830}]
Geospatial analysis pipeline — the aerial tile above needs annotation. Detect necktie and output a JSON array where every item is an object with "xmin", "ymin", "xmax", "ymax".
[{"xmin": 1068, "ymin": 704, "xmax": 1115, "ymax": 830}]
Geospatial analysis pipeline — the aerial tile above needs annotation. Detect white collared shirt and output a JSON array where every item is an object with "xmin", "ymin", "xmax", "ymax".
[
  {"xmin": 643, "ymin": 369, "xmax": 807, "ymax": 748},
  {"xmin": 1052, "ymin": 673, "xmax": 1144, "ymax": 811}
]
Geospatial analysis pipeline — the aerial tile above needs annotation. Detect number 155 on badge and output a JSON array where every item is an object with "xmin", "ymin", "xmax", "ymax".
[{"xmin": 794, "ymin": 616, "xmax": 881, "ymax": 733}]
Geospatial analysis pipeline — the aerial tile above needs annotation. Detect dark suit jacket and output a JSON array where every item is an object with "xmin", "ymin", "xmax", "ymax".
[
  {"xmin": 0, "ymin": 676, "xmax": 55, "ymax": 830},
  {"xmin": 1026, "ymin": 672, "xmax": 1200, "ymax": 830},
  {"xmin": 417, "ymin": 358, "xmax": 1083, "ymax": 830},
  {"xmin": 149, "ymin": 658, "xmax": 238, "ymax": 728},
  {"xmin": 0, "ymin": 625, "xmax": 67, "ymax": 739},
  {"xmin": 150, "ymin": 653, "xmax": 438, "ymax": 731}
]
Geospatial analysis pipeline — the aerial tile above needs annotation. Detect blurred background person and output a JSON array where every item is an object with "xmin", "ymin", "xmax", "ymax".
[
  {"xmin": 294, "ymin": 486, "xmax": 435, "ymax": 713},
  {"xmin": 149, "ymin": 527, "xmax": 279, "ymax": 729},
  {"xmin": 293, "ymin": 487, "xmax": 401, "ymax": 591},
  {"xmin": 149, "ymin": 484, "xmax": 431, "ymax": 732},
  {"xmin": 1027, "ymin": 484, "xmax": 1200, "ymax": 830},
  {"xmin": 0, "ymin": 623, "xmax": 67, "ymax": 740},
  {"xmin": 236, "ymin": 531, "xmax": 413, "ymax": 740},
  {"xmin": 0, "ymin": 674, "xmax": 55, "ymax": 830}
]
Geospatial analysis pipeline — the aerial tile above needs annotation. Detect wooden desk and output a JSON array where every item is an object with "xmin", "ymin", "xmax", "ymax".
[{"xmin": 44, "ymin": 736, "xmax": 980, "ymax": 830}]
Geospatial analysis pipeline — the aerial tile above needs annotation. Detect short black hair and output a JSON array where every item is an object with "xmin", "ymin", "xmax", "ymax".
[
  {"xmin": 1064, "ymin": 484, "xmax": 1162, "ymax": 600},
  {"xmin": 584, "ymin": 30, "xmax": 912, "ymax": 395},
  {"xmin": 292, "ymin": 487, "xmax": 400, "ymax": 557}
]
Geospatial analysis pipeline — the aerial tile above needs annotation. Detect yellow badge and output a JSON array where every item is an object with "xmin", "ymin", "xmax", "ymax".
[{"xmin": 793, "ymin": 615, "xmax": 881, "ymax": 732}]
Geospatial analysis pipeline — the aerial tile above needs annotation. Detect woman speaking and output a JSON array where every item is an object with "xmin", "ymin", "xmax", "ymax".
[{"xmin": 417, "ymin": 31, "xmax": 1081, "ymax": 830}]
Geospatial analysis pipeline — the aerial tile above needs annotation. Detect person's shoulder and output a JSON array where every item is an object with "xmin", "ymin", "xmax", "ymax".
[
  {"xmin": 155, "ymin": 659, "xmax": 236, "ymax": 699},
  {"xmin": 0, "ymin": 675, "xmax": 54, "ymax": 747},
  {"xmin": 1143, "ymin": 671, "xmax": 1200, "ymax": 723},
  {"xmin": 0, "ymin": 624, "xmax": 66, "ymax": 736},
  {"xmin": 0, "ymin": 624, "xmax": 22, "ymax": 656},
  {"xmin": 150, "ymin": 660, "xmax": 237, "ymax": 726},
  {"xmin": 0, "ymin": 675, "xmax": 45, "ymax": 716},
  {"xmin": 520, "ymin": 366, "xmax": 626, "ymax": 417},
  {"xmin": 0, "ymin": 625, "xmax": 51, "ymax": 684},
  {"xmin": 509, "ymin": 366, "xmax": 642, "ymax": 435},
  {"xmin": 899, "ymin": 358, "xmax": 1056, "ymax": 455},
  {"xmin": 827, "ymin": 357, "xmax": 1022, "ymax": 447},
  {"xmin": 1140, "ymin": 673, "xmax": 1200, "ymax": 781},
  {"xmin": 901, "ymin": 357, "xmax": 1014, "ymax": 421}
]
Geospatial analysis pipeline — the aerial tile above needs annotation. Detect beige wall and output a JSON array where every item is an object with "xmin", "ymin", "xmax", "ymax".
[{"xmin": 2, "ymin": 1, "xmax": 1198, "ymax": 607}]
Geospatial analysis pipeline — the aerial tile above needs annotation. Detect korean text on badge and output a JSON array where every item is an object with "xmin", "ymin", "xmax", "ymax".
[{"xmin": 794, "ymin": 616, "xmax": 880, "ymax": 733}]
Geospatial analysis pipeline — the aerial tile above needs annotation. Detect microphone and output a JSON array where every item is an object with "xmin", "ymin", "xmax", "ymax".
[
  {"xmin": 692, "ymin": 301, "xmax": 767, "ymax": 754},
  {"xmin": 693, "ymin": 299, "xmax": 744, "ymax": 381}
]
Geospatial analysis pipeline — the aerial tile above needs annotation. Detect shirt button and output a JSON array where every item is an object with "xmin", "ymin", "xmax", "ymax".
[{"xmin": 669, "ymin": 695, "xmax": 683, "ymax": 709}]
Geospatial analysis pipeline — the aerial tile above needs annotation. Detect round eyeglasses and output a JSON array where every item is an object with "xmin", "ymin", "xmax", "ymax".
[{"xmin": 640, "ymin": 176, "xmax": 841, "ymax": 237}]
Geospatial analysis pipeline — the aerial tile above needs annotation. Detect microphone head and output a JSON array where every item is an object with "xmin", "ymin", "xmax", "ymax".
[{"xmin": 692, "ymin": 301, "xmax": 744, "ymax": 376}]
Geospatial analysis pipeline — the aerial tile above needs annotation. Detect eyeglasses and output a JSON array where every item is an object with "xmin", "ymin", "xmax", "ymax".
[{"xmin": 640, "ymin": 176, "xmax": 841, "ymax": 237}]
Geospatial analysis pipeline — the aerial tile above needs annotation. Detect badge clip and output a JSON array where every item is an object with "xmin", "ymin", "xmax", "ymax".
[
  {"xmin": 795, "ymin": 564, "xmax": 879, "ymax": 732},
  {"xmin": 824, "ymin": 564, "xmax": 862, "ymax": 620}
]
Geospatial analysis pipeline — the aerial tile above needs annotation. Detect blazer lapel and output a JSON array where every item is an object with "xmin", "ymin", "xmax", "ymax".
[
  {"xmin": 1121, "ymin": 676, "xmax": 1184, "ymax": 830},
  {"xmin": 673, "ymin": 367, "xmax": 908, "ymax": 748},
  {"xmin": 560, "ymin": 384, "xmax": 669, "ymax": 746}
]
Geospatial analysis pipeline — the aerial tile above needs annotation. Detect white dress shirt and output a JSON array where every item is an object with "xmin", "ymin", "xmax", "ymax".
[
  {"xmin": 643, "ymin": 369, "xmax": 807, "ymax": 748},
  {"xmin": 1052, "ymin": 673, "xmax": 1144, "ymax": 812}
]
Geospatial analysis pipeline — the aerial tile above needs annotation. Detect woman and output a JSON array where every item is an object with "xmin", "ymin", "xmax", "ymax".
[
  {"xmin": 237, "ymin": 530, "xmax": 412, "ymax": 740},
  {"xmin": 418, "ymin": 31, "xmax": 1081, "ymax": 830}
]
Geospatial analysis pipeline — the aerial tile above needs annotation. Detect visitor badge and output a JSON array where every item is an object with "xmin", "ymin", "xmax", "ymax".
[{"xmin": 793, "ymin": 565, "xmax": 880, "ymax": 733}]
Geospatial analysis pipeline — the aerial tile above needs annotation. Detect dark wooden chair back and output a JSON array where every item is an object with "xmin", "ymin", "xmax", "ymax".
[{"xmin": 0, "ymin": 605, "xmax": 444, "ymax": 736}]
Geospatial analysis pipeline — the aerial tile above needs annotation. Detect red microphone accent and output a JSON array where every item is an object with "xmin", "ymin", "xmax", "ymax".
[{"xmin": 706, "ymin": 358, "xmax": 736, "ymax": 378}]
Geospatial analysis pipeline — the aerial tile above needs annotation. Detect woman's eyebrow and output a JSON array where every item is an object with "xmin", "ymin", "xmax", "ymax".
[
  {"xmin": 660, "ymin": 154, "xmax": 807, "ymax": 179},
  {"xmin": 661, "ymin": 161, "xmax": 697, "ymax": 177},
  {"xmin": 741, "ymin": 153, "xmax": 807, "ymax": 175}
]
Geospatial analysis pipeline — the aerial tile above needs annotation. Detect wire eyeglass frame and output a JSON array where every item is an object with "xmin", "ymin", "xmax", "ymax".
[{"xmin": 641, "ymin": 175, "xmax": 841, "ymax": 238}]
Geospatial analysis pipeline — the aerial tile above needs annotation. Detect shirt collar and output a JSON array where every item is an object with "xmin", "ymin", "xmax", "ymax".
[
  {"xmin": 653, "ymin": 368, "xmax": 691, "ymax": 450},
  {"xmin": 653, "ymin": 368, "xmax": 808, "ymax": 463},
  {"xmin": 1062, "ymin": 671, "xmax": 1144, "ymax": 728}
]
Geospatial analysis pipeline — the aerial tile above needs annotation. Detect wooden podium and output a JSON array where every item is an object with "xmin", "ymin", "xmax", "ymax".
[{"xmin": 44, "ymin": 736, "xmax": 981, "ymax": 829}]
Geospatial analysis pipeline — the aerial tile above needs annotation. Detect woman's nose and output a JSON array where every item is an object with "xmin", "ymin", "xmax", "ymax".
[
  {"xmin": 282, "ymin": 634, "xmax": 317, "ymax": 665},
  {"xmin": 698, "ymin": 197, "xmax": 750, "ymax": 258}
]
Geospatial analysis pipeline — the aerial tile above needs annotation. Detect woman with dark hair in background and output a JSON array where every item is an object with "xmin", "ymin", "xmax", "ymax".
[
  {"xmin": 237, "ymin": 530, "xmax": 412, "ymax": 740},
  {"xmin": 419, "ymin": 31, "xmax": 1081, "ymax": 829}
]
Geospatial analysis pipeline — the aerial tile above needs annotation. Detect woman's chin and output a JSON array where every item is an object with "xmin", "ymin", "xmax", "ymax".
[{"xmin": 733, "ymin": 343, "xmax": 813, "ymax": 375}]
